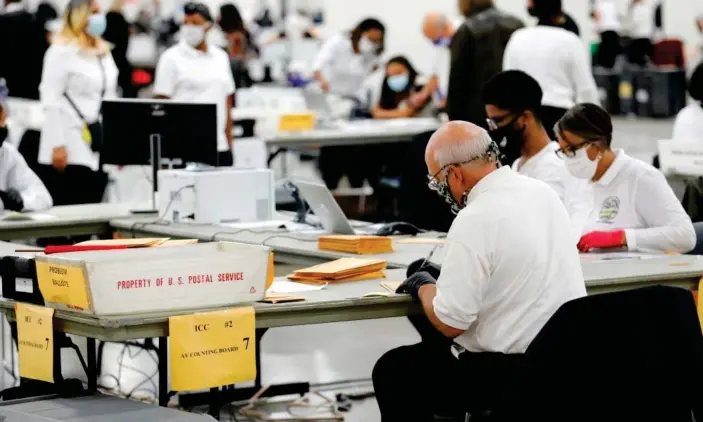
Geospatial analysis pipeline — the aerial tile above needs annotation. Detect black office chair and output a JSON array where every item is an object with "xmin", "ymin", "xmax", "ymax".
[{"xmin": 498, "ymin": 285, "xmax": 703, "ymax": 421}]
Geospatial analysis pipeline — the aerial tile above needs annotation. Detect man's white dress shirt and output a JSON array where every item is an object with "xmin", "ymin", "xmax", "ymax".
[
  {"xmin": 512, "ymin": 142, "xmax": 593, "ymax": 237},
  {"xmin": 0, "ymin": 143, "xmax": 52, "ymax": 211},
  {"xmin": 503, "ymin": 26, "xmax": 600, "ymax": 110},
  {"xmin": 434, "ymin": 167, "xmax": 586, "ymax": 354}
]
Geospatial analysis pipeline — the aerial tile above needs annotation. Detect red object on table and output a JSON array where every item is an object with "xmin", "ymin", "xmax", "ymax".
[
  {"xmin": 15, "ymin": 245, "xmax": 130, "ymax": 254},
  {"xmin": 577, "ymin": 230, "xmax": 626, "ymax": 252}
]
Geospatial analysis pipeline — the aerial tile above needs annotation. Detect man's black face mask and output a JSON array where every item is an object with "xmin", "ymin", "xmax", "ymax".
[
  {"xmin": 0, "ymin": 127, "xmax": 7, "ymax": 147},
  {"xmin": 489, "ymin": 116, "xmax": 524, "ymax": 166}
]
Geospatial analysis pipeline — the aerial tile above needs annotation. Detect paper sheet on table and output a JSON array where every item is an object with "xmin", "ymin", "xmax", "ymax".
[
  {"xmin": 1, "ymin": 212, "xmax": 56, "ymax": 222},
  {"xmin": 396, "ymin": 238, "xmax": 445, "ymax": 245},
  {"xmin": 580, "ymin": 252, "xmax": 663, "ymax": 262},
  {"xmin": 381, "ymin": 281, "xmax": 402, "ymax": 293},
  {"xmin": 76, "ymin": 238, "xmax": 169, "ymax": 247},
  {"xmin": 267, "ymin": 280, "xmax": 326, "ymax": 294}
]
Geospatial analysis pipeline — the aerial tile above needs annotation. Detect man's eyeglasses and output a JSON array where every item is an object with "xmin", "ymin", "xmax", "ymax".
[{"xmin": 485, "ymin": 114, "xmax": 513, "ymax": 131}]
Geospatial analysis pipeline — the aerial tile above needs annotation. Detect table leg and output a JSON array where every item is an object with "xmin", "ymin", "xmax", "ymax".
[
  {"xmin": 86, "ymin": 338, "xmax": 97, "ymax": 393},
  {"xmin": 254, "ymin": 328, "xmax": 267, "ymax": 387},
  {"xmin": 158, "ymin": 337, "xmax": 168, "ymax": 407},
  {"xmin": 208, "ymin": 387, "xmax": 220, "ymax": 419}
]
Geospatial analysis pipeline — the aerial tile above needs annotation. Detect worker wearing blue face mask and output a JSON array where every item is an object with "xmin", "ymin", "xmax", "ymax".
[
  {"xmin": 371, "ymin": 56, "xmax": 429, "ymax": 119},
  {"xmin": 37, "ymin": 0, "xmax": 117, "ymax": 206},
  {"xmin": 311, "ymin": 17, "xmax": 385, "ymax": 98}
]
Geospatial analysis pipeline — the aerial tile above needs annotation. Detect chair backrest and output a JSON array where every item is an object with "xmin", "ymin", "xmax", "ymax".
[
  {"xmin": 520, "ymin": 285, "xmax": 703, "ymax": 421},
  {"xmin": 658, "ymin": 139, "xmax": 703, "ymax": 176}
]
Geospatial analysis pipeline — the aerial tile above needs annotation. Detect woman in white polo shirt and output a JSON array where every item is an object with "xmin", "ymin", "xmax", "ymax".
[
  {"xmin": 153, "ymin": 2, "xmax": 236, "ymax": 166},
  {"xmin": 555, "ymin": 103, "xmax": 696, "ymax": 254}
]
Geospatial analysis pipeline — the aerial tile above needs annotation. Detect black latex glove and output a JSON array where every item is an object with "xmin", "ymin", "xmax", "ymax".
[
  {"xmin": 396, "ymin": 271, "xmax": 436, "ymax": 303},
  {"xmin": 0, "ymin": 189, "xmax": 24, "ymax": 212},
  {"xmin": 406, "ymin": 258, "xmax": 442, "ymax": 279}
]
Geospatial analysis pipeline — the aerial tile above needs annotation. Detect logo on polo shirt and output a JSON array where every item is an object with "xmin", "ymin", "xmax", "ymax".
[{"xmin": 598, "ymin": 196, "xmax": 620, "ymax": 223}]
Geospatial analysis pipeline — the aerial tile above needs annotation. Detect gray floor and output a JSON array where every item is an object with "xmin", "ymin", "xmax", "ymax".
[{"xmin": 0, "ymin": 117, "xmax": 676, "ymax": 421}]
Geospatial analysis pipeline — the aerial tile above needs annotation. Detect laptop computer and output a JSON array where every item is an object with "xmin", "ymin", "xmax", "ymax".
[
  {"xmin": 292, "ymin": 180, "xmax": 376, "ymax": 235},
  {"xmin": 302, "ymin": 90, "xmax": 332, "ymax": 116}
]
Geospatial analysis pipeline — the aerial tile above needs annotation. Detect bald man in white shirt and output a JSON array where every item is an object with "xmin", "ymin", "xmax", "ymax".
[
  {"xmin": 372, "ymin": 121, "xmax": 586, "ymax": 421},
  {"xmin": 419, "ymin": 12, "xmax": 461, "ymax": 108}
]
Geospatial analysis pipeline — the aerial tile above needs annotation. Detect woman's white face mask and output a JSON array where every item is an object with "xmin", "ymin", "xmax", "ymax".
[
  {"xmin": 562, "ymin": 146, "xmax": 601, "ymax": 180},
  {"xmin": 181, "ymin": 24, "xmax": 206, "ymax": 47},
  {"xmin": 358, "ymin": 36, "xmax": 377, "ymax": 55}
]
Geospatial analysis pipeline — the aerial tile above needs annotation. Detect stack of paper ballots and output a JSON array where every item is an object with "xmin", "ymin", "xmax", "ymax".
[
  {"xmin": 318, "ymin": 235, "xmax": 393, "ymax": 254},
  {"xmin": 288, "ymin": 258, "xmax": 387, "ymax": 284}
]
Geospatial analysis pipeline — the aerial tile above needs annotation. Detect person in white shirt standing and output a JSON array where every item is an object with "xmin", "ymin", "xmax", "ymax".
[
  {"xmin": 503, "ymin": 0, "xmax": 599, "ymax": 140},
  {"xmin": 593, "ymin": 0, "xmax": 622, "ymax": 68},
  {"xmin": 311, "ymin": 18, "xmax": 385, "ymax": 190},
  {"xmin": 38, "ymin": 0, "xmax": 118, "ymax": 205},
  {"xmin": 419, "ymin": 12, "xmax": 461, "ymax": 109},
  {"xmin": 483, "ymin": 70, "xmax": 592, "ymax": 236},
  {"xmin": 153, "ymin": 2, "xmax": 236, "ymax": 167},
  {"xmin": 0, "ymin": 105, "xmax": 52, "ymax": 212},
  {"xmin": 625, "ymin": 0, "xmax": 655, "ymax": 66},
  {"xmin": 555, "ymin": 103, "xmax": 696, "ymax": 254},
  {"xmin": 672, "ymin": 62, "xmax": 703, "ymax": 142},
  {"xmin": 372, "ymin": 121, "xmax": 586, "ymax": 421},
  {"xmin": 310, "ymin": 18, "xmax": 385, "ymax": 99}
]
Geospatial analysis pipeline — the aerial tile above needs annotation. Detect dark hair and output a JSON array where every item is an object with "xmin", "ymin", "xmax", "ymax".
[
  {"xmin": 532, "ymin": 0, "xmax": 562, "ymax": 20},
  {"xmin": 184, "ymin": 2, "xmax": 213, "ymax": 22},
  {"xmin": 350, "ymin": 18, "xmax": 385, "ymax": 55},
  {"xmin": 219, "ymin": 3, "xmax": 244, "ymax": 33},
  {"xmin": 482, "ymin": 70, "xmax": 543, "ymax": 121},
  {"xmin": 378, "ymin": 56, "xmax": 418, "ymax": 110},
  {"xmin": 689, "ymin": 62, "xmax": 703, "ymax": 103},
  {"xmin": 555, "ymin": 103, "xmax": 613, "ymax": 147},
  {"xmin": 35, "ymin": 2, "xmax": 58, "ymax": 26}
]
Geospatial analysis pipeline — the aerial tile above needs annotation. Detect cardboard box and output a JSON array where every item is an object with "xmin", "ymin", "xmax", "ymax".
[{"xmin": 34, "ymin": 242, "xmax": 273, "ymax": 316}]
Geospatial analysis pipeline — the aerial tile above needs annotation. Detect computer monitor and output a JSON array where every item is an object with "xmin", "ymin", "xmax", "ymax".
[
  {"xmin": 101, "ymin": 98, "xmax": 219, "ymax": 212},
  {"xmin": 101, "ymin": 98, "xmax": 218, "ymax": 167}
]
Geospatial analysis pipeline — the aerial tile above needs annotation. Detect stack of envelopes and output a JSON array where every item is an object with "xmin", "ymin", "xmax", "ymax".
[
  {"xmin": 317, "ymin": 235, "xmax": 393, "ymax": 254},
  {"xmin": 288, "ymin": 258, "xmax": 387, "ymax": 284}
]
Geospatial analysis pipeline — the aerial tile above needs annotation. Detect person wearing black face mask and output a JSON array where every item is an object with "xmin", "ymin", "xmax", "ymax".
[
  {"xmin": 0, "ymin": 104, "xmax": 52, "ymax": 212},
  {"xmin": 483, "ymin": 70, "xmax": 592, "ymax": 235},
  {"xmin": 527, "ymin": 0, "xmax": 580, "ymax": 35}
]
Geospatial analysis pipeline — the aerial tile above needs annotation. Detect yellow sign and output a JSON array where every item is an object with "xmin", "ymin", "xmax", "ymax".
[
  {"xmin": 15, "ymin": 303, "xmax": 54, "ymax": 383},
  {"xmin": 278, "ymin": 113, "xmax": 315, "ymax": 132},
  {"xmin": 169, "ymin": 307, "xmax": 256, "ymax": 391},
  {"xmin": 618, "ymin": 81, "xmax": 633, "ymax": 99},
  {"xmin": 35, "ymin": 261, "xmax": 91, "ymax": 311}
]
